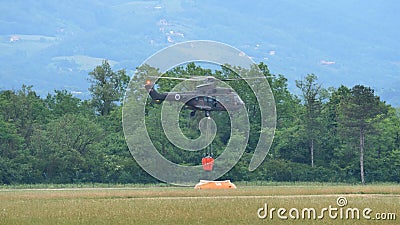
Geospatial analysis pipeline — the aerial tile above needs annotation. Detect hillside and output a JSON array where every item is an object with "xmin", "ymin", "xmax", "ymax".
[{"xmin": 0, "ymin": 0, "xmax": 399, "ymax": 104}]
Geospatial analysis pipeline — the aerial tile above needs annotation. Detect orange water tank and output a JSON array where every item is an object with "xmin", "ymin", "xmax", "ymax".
[{"xmin": 194, "ymin": 180, "xmax": 237, "ymax": 189}]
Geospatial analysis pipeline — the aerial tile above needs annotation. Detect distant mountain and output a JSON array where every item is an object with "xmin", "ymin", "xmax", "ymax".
[{"xmin": 1, "ymin": 0, "xmax": 399, "ymax": 105}]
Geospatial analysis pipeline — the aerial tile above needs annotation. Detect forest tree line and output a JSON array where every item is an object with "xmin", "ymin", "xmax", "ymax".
[{"xmin": 0, "ymin": 61, "xmax": 399, "ymax": 184}]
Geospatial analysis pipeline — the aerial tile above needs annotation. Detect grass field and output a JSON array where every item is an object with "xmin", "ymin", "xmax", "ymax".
[{"xmin": 0, "ymin": 184, "xmax": 399, "ymax": 225}]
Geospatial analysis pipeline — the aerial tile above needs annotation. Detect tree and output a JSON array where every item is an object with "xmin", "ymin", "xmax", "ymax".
[
  {"xmin": 45, "ymin": 90, "xmax": 81, "ymax": 118},
  {"xmin": 88, "ymin": 60, "xmax": 130, "ymax": 116},
  {"xmin": 0, "ymin": 117, "xmax": 25, "ymax": 184},
  {"xmin": 295, "ymin": 74, "xmax": 326, "ymax": 167},
  {"xmin": 267, "ymin": 74, "xmax": 303, "ymax": 162},
  {"xmin": 0, "ymin": 86, "xmax": 49, "ymax": 145},
  {"xmin": 366, "ymin": 107, "xmax": 400, "ymax": 181},
  {"xmin": 31, "ymin": 114, "xmax": 103, "ymax": 182},
  {"xmin": 338, "ymin": 85, "xmax": 388, "ymax": 184}
]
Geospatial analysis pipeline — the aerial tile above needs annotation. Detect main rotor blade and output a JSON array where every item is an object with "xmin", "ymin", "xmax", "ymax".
[
  {"xmin": 148, "ymin": 76, "xmax": 206, "ymax": 81},
  {"xmin": 148, "ymin": 75, "xmax": 272, "ymax": 82},
  {"xmin": 221, "ymin": 77, "xmax": 268, "ymax": 81}
]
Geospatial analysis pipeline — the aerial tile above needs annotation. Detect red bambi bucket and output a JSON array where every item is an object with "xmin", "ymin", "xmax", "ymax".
[{"xmin": 202, "ymin": 157, "xmax": 214, "ymax": 171}]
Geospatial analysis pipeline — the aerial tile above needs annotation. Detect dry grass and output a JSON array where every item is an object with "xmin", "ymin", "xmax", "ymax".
[{"xmin": 0, "ymin": 184, "xmax": 399, "ymax": 225}]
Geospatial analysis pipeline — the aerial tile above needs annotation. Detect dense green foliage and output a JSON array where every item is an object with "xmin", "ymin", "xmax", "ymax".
[{"xmin": 0, "ymin": 61, "xmax": 399, "ymax": 184}]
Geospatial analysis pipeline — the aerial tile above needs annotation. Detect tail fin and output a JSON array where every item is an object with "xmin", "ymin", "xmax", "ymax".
[{"xmin": 144, "ymin": 81, "xmax": 166, "ymax": 103}]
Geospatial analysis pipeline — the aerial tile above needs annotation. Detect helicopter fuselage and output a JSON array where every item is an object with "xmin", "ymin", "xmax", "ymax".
[{"xmin": 145, "ymin": 82, "xmax": 244, "ymax": 116}]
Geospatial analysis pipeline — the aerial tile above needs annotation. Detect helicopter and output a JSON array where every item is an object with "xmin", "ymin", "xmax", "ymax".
[{"xmin": 144, "ymin": 76, "xmax": 246, "ymax": 117}]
